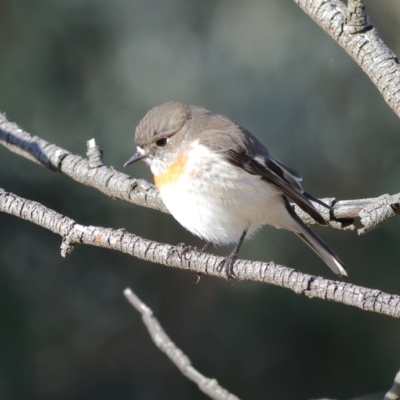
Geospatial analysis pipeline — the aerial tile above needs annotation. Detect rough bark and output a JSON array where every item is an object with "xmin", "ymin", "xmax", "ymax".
[
  {"xmin": 124, "ymin": 288, "xmax": 240, "ymax": 400},
  {"xmin": 1, "ymin": 112, "xmax": 399, "ymax": 235},
  {"xmin": 2, "ymin": 188, "xmax": 400, "ymax": 319},
  {"xmin": 294, "ymin": 0, "xmax": 400, "ymax": 117},
  {"xmin": 0, "ymin": 113, "xmax": 167, "ymax": 213}
]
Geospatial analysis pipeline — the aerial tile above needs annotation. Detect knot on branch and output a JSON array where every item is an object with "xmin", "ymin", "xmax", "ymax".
[
  {"xmin": 53, "ymin": 148, "xmax": 70, "ymax": 171},
  {"xmin": 344, "ymin": 0, "xmax": 372, "ymax": 34},
  {"xmin": 358, "ymin": 194, "xmax": 400, "ymax": 234},
  {"xmin": 61, "ymin": 236, "xmax": 77, "ymax": 257},
  {"xmin": 86, "ymin": 138, "xmax": 106, "ymax": 169},
  {"xmin": 60, "ymin": 223, "xmax": 84, "ymax": 257}
]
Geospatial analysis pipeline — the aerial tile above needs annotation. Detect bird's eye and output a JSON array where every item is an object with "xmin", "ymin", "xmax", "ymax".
[{"xmin": 156, "ymin": 138, "xmax": 168, "ymax": 148}]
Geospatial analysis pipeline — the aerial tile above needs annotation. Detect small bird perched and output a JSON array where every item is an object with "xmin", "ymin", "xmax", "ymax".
[{"xmin": 124, "ymin": 101, "xmax": 346, "ymax": 277}]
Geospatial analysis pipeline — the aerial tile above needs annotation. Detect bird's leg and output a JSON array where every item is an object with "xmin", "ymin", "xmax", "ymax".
[
  {"xmin": 217, "ymin": 229, "xmax": 248, "ymax": 280},
  {"xmin": 200, "ymin": 242, "xmax": 211, "ymax": 252}
]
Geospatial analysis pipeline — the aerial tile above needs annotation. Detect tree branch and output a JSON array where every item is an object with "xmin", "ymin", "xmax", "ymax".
[
  {"xmin": 1, "ymin": 112, "xmax": 399, "ymax": 234},
  {"xmin": 0, "ymin": 112, "xmax": 168, "ymax": 214},
  {"xmin": 124, "ymin": 288, "xmax": 240, "ymax": 400},
  {"xmin": 384, "ymin": 371, "xmax": 400, "ymax": 400},
  {"xmin": 294, "ymin": 0, "xmax": 400, "ymax": 118},
  {"xmin": 1, "ymin": 188, "xmax": 400, "ymax": 319},
  {"xmin": 2, "ymin": 4, "xmax": 399, "ymax": 396}
]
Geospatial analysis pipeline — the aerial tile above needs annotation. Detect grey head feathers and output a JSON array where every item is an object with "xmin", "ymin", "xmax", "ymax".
[
  {"xmin": 135, "ymin": 101, "xmax": 271, "ymax": 160},
  {"xmin": 135, "ymin": 101, "xmax": 191, "ymax": 148}
]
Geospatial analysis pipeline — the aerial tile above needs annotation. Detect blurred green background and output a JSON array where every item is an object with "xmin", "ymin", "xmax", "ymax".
[{"xmin": 1, "ymin": 1, "xmax": 400, "ymax": 399}]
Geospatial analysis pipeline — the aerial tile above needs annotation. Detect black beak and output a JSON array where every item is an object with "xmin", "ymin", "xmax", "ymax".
[{"xmin": 124, "ymin": 152, "xmax": 147, "ymax": 168}]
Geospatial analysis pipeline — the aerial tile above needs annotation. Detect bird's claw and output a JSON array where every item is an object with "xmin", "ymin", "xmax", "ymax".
[{"xmin": 217, "ymin": 253, "xmax": 238, "ymax": 281}]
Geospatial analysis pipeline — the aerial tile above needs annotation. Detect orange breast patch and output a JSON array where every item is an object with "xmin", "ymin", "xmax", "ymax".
[{"xmin": 154, "ymin": 152, "xmax": 188, "ymax": 189}]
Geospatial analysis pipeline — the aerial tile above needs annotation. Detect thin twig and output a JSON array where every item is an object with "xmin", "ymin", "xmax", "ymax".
[
  {"xmin": 1, "ymin": 188, "xmax": 400, "ymax": 319},
  {"xmin": 124, "ymin": 288, "xmax": 240, "ymax": 400}
]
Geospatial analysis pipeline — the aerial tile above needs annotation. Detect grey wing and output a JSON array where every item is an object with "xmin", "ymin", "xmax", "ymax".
[
  {"xmin": 222, "ymin": 149, "xmax": 328, "ymax": 226},
  {"xmin": 264, "ymin": 156, "xmax": 330, "ymax": 210},
  {"xmin": 272, "ymin": 158, "xmax": 302, "ymax": 182},
  {"xmin": 197, "ymin": 128, "xmax": 329, "ymax": 225}
]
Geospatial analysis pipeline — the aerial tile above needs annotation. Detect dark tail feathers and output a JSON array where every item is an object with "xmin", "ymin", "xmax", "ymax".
[{"xmin": 285, "ymin": 199, "xmax": 347, "ymax": 276}]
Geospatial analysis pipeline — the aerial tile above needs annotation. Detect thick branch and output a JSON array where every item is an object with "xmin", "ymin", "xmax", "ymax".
[
  {"xmin": 1, "ymin": 113, "xmax": 399, "ymax": 234},
  {"xmin": 294, "ymin": 0, "xmax": 400, "ymax": 118},
  {"xmin": 1, "ymin": 188, "xmax": 400, "ymax": 319},
  {"xmin": 124, "ymin": 288, "xmax": 240, "ymax": 400}
]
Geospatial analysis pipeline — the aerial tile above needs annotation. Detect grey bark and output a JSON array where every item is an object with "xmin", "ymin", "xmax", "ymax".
[
  {"xmin": 0, "ymin": 113, "xmax": 168, "ymax": 214},
  {"xmin": 1, "ymin": 112, "xmax": 399, "ymax": 234},
  {"xmin": 1, "ymin": 188, "xmax": 400, "ymax": 320},
  {"xmin": 124, "ymin": 288, "xmax": 240, "ymax": 400},
  {"xmin": 384, "ymin": 371, "xmax": 400, "ymax": 400},
  {"xmin": 294, "ymin": 0, "xmax": 400, "ymax": 118}
]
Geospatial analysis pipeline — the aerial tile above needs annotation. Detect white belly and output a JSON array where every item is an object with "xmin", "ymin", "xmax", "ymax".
[{"xmin": 157, "ymin": 144, "xmax": 292, "ymax": 245}]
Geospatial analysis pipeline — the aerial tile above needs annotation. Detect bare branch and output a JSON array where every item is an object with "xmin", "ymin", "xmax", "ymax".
[
  {"xmin": 293, "ymin": 194, "xmax": 400, "ymax": 234},
  {"xmin": 293, "ymin": 0, "xmax": 400, "ymax": 118},
  {"xmin": 124, "ymin": 288, "xmax": 240, "ymax": 400},
  {"xmin": 358, "ymin": 194, "xmax": 400, "ymax": 234},
  {"xmin": 384, "ymin": 371, "xmax": 400, "ymax": 400},
  {"xmin": 1, "ymin": 188, "xmax": 400, "ymax": 319},
  {"xmin": 1, "ymin": 112, "xmax": 399, "ymax": 234},
  {"xmin": 0, "ymin": 112, "xmax": 168, "ymax": 214}
]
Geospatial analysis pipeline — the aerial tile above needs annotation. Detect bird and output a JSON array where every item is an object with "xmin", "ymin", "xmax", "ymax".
[{"xmin": 124, "ymin": 101, "xmax": 346, "ymax": 277}]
